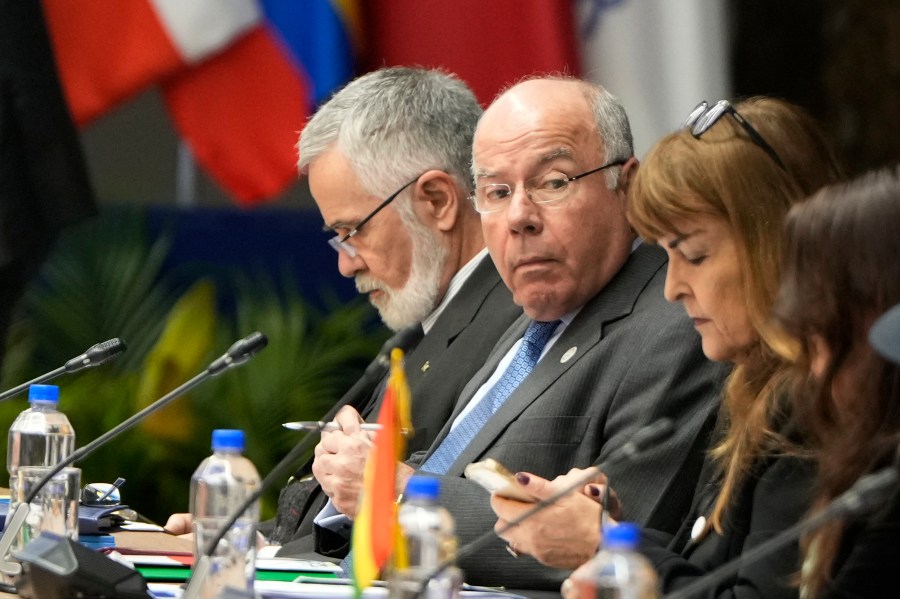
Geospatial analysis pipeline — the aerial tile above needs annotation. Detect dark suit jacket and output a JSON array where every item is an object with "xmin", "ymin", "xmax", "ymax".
[
  {"xmin": 274, "ymin": 254, "xmax": 520, "ymax": 553},
  {"xmin": 643, "ymin": 449, "xmax": 815, "ymax": 598},
  {"xmin": 408, "ymin": 243, "xmax": 729, "ymax": 591},
  {"xmin": 372, "ymin": 256, "xmax": 521, "ymax": 455}
]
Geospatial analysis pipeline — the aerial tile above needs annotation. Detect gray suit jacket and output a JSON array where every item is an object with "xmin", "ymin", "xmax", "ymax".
[
  {"xmin": 275, "ymin": 254, "xmax": 521, "ymax": 552},
  {"xmin": 418, "ymin": 243, "xmax": 729, "ymax": 591}
]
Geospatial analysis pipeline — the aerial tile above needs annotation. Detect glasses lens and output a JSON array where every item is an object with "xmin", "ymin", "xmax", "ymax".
[
  {"xmin": 475, "ymin": 184, "xmax": 512, "ymax": 213},
  {"xmin": 328, "ymin": 235, "xmax": 357, "ymax": 257},
  {"xmin": 692, "ymin": 101, "xmax": 729, "ymax": 137},
  {"xmin": 529, "ymin": 172, "xmax": 572, "ymax": 204},
  {"xmin": 681, "ymin": 101, "xmax": 709, "ymax": 129}
]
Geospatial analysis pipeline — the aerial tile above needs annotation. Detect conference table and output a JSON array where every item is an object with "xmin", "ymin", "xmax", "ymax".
[
  {"xmin": 1, "ymin": 528, "xmax": 547, "ymax": 598},
  {"xmin": 0, "ymin": 529, "xmax": 190, "ymax": 598}
]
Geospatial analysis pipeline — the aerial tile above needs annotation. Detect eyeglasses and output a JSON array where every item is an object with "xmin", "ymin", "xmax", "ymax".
[
  {"xmin": 682, "ymin": 100, "xmax": 786, "ymax": 171},
  {"xmin": 471, "ymin": 159, "xmax": 627, "ymax": 215},
  {"xmin": 326, "ymin": 175, "xmax": 421, "ymax": 257}
]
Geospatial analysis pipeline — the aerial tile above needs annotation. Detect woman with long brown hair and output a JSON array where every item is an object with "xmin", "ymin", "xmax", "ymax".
[
  {"xmin": 773, "ymin": 167, "xmax": 900, "ymax": 598},
  {"xmin": 621, "ymin": 97, "xmax": 843, "ymax": 597}
]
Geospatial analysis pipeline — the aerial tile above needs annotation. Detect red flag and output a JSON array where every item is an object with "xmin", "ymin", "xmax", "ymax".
[
  {"xmin": 42, "ymin": 0, "xmax": 189, "ymax": 125},
  {"xmin": 161, "ymin": 27, "xmax": 308, "ymax": 204},
  {"xmin": 364, "ymin": 0, "xmax": 579, "ymax": 104}
]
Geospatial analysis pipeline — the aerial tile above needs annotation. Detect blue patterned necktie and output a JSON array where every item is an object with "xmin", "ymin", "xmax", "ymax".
[{"xmin": 419, "ymin": 319, "xmax": 561, "ymax": 475}]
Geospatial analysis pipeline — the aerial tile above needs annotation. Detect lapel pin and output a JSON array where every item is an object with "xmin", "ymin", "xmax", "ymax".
[
  {"xmin": 561, "ymin": 346, "xmax": 577, "ymax": 363},
  {"xmin": 690, "ymin": 515, "xmax": 709, "ymax": 543},
  {"xmin": 421, "ymin": 361, "xmax": 430, "ymax": 373}
]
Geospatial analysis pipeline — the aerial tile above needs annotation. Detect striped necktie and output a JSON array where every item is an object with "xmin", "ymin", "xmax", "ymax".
[{"xmin": 419, "ymin": 319, "xmax": 561, "ymax": 475}]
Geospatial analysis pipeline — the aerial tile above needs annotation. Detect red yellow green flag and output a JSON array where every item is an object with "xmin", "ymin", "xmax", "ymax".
[{"xmin": 351, "ymin": 348, "xmax": 412, "ymax": 595}]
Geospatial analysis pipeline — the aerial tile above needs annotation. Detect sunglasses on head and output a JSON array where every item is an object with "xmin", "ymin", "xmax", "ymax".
[{"xmin": 682, "ymin": 100, "xmax": 787, "ymax": 171}]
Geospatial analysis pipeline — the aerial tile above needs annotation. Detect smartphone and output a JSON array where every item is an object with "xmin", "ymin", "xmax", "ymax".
[{"xmin": 464, "ymin": 458, "xmax": 538, "ymax": 503}]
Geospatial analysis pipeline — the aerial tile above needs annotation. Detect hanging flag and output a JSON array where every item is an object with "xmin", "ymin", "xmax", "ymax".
[
  {"xmin": 352, "ymin": 348, "xmax": 412, "ymax": 596},
  {"xmin": 365, "ymin": 0, "xmax": 579, "ymax": 104},
  {"xmin": 42, "ymin": 0, "xmax": 261, "ymax": 126},
  {"xmin": 41, "ymin": 0, "xmax": 360, "ymax": 205},
  {"xmin": 576, "ymin": 0, "xmax": 731, "ymax": 157}
]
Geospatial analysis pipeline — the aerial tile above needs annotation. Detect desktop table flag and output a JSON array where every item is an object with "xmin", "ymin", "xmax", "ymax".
[{"xmin": 351, "ymin": 348, "xmax": 412, "ymax": 596}]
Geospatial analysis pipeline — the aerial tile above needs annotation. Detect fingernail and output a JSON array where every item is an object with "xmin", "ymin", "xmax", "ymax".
[
  {"xmin": 588, "ymin": 484, "xmax": 606, "ymax": 500},
  {"xmin": 515, "ymin": 473, "xmax": 530, "ymax": 485}
]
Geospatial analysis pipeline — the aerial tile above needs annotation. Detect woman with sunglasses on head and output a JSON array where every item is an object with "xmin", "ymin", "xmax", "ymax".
[
  {"xmin": 771, "ymin": 167, "xmax": 900, "ymax": 598},
  {"xmin": 492, "ymin": 96, "xmax": 843, "ymax": 597},
  {"xmin": 614, "ymin": 97, "xmax": 843, "ymax": 597}
]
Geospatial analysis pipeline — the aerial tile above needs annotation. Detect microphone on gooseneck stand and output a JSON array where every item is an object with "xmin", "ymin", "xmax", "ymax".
[
  {"xmin": 0, "ymin": 332, "xmax": 268, "ymax": 596},
  {"xmin": 411, "ymin": 418, "xmax": 676, "ymax": 598},
  {"xmin": 664, "ymin": 465, "xmax": 899, "ymax": 599},
  {"xmin": 0, "ymin": 338, "xmax": 127, "ymax": 402}
]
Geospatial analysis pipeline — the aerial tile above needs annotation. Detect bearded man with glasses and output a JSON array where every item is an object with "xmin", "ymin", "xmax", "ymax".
[
  {"xmin": 165, "ymin": 67, "xmax": 520, "ymax": 556},
  {"xmin": 281, "ymin": 67, "xmax": 522, "ymax": 556}
]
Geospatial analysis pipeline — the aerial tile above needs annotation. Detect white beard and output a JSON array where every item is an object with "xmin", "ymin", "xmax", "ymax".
[{"xmin": 355, "ymin": 218, "xmax": 448, "ymax": 332}]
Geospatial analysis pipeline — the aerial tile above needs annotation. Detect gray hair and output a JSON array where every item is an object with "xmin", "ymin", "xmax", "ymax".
[
  {"xmin": 298, "ymin": 67, "xmax": 483, "ymax": 207},
  {"xmin": 581, "ymin": 80, "xmax": 633, "ymax": 189}
]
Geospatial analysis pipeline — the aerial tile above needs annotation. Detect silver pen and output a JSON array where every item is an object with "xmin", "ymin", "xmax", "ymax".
[{"xmin": 282, "ymin": 421, "xmax": 383, "ymax": 432}]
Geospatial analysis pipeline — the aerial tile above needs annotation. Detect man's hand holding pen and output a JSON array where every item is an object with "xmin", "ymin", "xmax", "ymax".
[{"xmin": 311, "ymin": 406, "xmax": 374, "ymax": 518}]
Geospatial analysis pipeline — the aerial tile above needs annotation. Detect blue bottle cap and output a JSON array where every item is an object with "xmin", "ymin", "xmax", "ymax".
[
  {"xmin": 405, "ymin": 475, "xmax": 440, "ymax": 500},
  {"xmin": 29, "ymin": 384, "xmax": 59, "ymax": 403},
  {"xmin": 211, "ymin": 429, "xmax": 245, "ymax": 452},
  {"xmin": 603, "ymin": 522, "xmax": 640, "ymax": 549}
]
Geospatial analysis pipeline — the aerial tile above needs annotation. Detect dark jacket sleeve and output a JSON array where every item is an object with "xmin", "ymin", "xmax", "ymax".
[{"xmin": 644, "ymin": 456, "xmax": 814, "ymax": 598}]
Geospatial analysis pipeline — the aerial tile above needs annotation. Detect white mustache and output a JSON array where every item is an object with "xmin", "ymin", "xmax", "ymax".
[{"xmin": 355, "ymin": 276, "xmax": 384, "ymax": 295}]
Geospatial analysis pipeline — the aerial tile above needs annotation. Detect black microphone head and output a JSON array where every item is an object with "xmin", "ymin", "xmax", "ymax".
[
  {"xmin": 64, "ymin": 338, "xmax": 127, "ymax": 373},
  {"xmin": 208, "ymin": 332, "xmax": 268, "ymax": 375},
  {"xmin": 228, "ymin": 332, "xmax": 268, "ymax": 362}
]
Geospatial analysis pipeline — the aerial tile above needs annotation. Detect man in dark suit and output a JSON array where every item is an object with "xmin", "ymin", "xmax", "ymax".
[
  {"xmin": 262, "ymin": 67, "xmax": 521, "ymax": 550},
  {"xmin": 317, "ymin": 76, "xmax": 728, "ymax": 593}
]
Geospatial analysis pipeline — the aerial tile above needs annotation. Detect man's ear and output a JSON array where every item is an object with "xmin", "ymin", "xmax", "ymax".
[
  {"xmin": 615, "ymin": 156, "xmax": 640, "ymax": 199},
  {"xmin": 412, "ymin": 170, "xmax": 461, "ymax": 232}
]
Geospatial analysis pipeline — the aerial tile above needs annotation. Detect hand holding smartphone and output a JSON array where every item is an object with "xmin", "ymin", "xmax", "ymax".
[{"xmin": 464, "ymin": 459, "xmax": 538, "ymax": 503}]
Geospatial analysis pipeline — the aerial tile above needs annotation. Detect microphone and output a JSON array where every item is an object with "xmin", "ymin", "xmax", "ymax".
[
  {"xmin": 0, "ymin": 332, "xmax": 268, "ymax": 588},
  {"xmin": 0, "ymin": 338, "xmax": 127, "ymax": 402},
  {"xmin": 664, "ymin": 466, "xmax": 899, "ymax": 599},
  {"xmin": 207, "ymin": 331, "xmax": 268, "ymax": 375},
  {"xmin": 412, "ymin": 418, "xmax": 676, "ymax": 596}
]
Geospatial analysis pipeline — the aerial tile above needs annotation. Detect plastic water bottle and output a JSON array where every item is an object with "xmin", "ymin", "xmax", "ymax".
[
  {"xmin": 7, "ymin": 384, "xmax": 76, "ymax": 500},
  {"xmin": 388, "ymin": 475, "xmax": 462, "ymax": 599},
  {"xmin": 563, "ymin": 522, "xmax": 660, "ymax": 599},
  {"xmin": 190, "ymin": 429, "xmax": 261, "ymax": 597}
]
